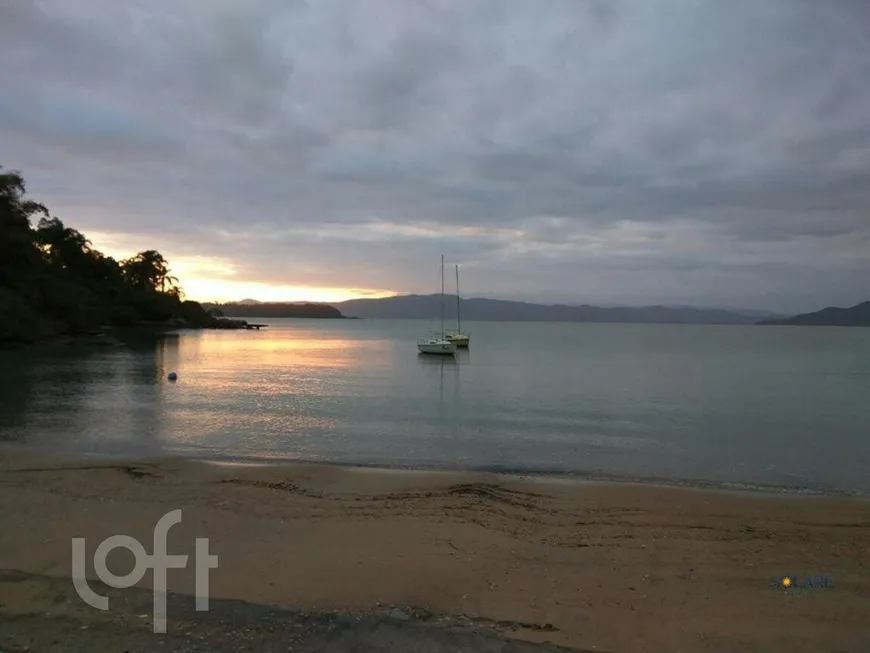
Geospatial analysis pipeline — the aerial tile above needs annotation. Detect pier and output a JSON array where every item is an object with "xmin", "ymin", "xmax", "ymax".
[{"xmin": 211, "ymin": 318, "xmax": 268, "ymax": 330}]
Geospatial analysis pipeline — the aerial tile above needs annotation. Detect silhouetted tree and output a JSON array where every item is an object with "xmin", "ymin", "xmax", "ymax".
[
  {"xmin": 0, "ymin": 166, "xmax": 214, "ymax": 343},
  {"xmin": 0, "ymin": 168, "xmax": 46, "ymax": 289},
  {"xmin": 121, "ymin": 250, "xmax": 178, "ymax": 295}
]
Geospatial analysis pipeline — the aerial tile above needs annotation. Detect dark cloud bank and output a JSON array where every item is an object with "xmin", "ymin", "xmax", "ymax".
[{"xmin": 2, "ymin": 0, "xmax": 869, "ymax": 311}]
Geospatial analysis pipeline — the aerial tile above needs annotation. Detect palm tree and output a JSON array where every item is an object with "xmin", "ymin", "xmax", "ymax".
[{"xmin": 121, "ymin": 250, "xmax": 178, "ymax": 294}]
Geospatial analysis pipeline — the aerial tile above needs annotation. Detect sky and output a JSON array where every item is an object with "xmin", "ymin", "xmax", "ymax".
[{"xmin": 2, "ymin": 0, "xmax": 869, "ymax": 312}]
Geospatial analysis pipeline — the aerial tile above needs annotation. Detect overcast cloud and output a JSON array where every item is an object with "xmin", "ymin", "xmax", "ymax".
[{"xmin": 2, "ymin": 0, "xmax": 869, "ymax": 311}]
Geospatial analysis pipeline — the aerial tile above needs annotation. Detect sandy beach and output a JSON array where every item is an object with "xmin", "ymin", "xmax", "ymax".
[{"xmin": 1, "ymin": 451, "xmax": 868, "ymax": 652}]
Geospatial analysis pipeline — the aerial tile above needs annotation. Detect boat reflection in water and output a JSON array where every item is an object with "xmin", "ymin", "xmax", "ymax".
[{"xmin": 416, "ymin": 352, "xmax": 462, "ymax": 405}]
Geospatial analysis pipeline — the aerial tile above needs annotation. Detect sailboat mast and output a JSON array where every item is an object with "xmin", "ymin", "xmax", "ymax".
[
  {"xmin": 455, "ymin": 264, "xmax": 461, "ymax": 331},
  {"xmin": 440, "ymin": 254, "xmax": 445, "ymax": 336}
]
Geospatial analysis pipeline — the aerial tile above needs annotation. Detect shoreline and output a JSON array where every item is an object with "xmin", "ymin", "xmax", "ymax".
[
  {"xmin": 4, "ymin": 442, "xmax": 865, "ymax": 500},
  {"xmin": 1, "ymin": 450, "xmax": 869, "ymax": 651},
  {"xmin": 183, "ymin": 456, "xmax": 870, "ymax": 499}
]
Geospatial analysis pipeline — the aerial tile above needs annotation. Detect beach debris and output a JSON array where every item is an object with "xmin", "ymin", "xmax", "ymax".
[{"xmin": 167, "ymin": 371, "xmax": 178, "ymax": 381}]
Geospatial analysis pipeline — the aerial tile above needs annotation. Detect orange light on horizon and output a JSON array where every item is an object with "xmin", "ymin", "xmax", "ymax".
[
  {"xmin": 86, "ymin": 231, "xmax": 398, "ymax": 304},
  {"xmin": 180, "ymin": 277, "xmax": 397, "ymax": 304}
]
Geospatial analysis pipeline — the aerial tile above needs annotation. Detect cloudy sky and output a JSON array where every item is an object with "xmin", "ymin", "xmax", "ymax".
[{"xmin": 2, "ymin": 0, "xmax": 869, "ymax": 311}]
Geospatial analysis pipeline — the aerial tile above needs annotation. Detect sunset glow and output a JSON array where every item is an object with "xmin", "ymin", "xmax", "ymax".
[
  {"xmin": 87, "ymin": 231, "xmax": 397, "ymax": 304},
  {"xmin": 180, "ymin": 278, "xmax": 396, "ymax": 304}
]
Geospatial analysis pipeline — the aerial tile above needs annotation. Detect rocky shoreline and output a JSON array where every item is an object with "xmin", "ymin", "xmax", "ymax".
[
  {"xmin": 0, "ymin": 317, "xmax": 266, "ymax": 349},
  {"xmin": 0, "ymin": 573, "xmax": 570, "ymax": 653}
]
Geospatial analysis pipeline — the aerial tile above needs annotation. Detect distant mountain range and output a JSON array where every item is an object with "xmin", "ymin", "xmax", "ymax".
[
  {"xmin": 202, "ymin": 302, "xmax": 345, "ymax": 319},
  {"xmin": 758, "ymin": 301, "xmax": 870, "ymax": 327},
  {"xmin": 331, "ymin": 295, "xmax": 770, "ymax": 324},
  {"xmin": 197, "ymin": 295, "xmax": 870, "ymax": 326}
]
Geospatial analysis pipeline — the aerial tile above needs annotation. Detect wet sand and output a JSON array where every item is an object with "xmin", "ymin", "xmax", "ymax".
[{"xmin": 1, "ymin": 451, "xmax": 868, "ymax": 652}]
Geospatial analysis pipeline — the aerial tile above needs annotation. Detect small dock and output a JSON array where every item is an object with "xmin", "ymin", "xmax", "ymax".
[{"xmin": 210, "ymin": 318, "xmax": 268, "ymax": 330}]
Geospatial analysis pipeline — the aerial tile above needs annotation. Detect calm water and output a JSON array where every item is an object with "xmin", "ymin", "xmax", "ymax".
[{"xmin": 2, "ymin": 320, "xmax": 869, "ymax": 494}]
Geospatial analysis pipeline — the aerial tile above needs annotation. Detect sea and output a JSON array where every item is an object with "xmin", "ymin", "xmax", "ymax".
[{"xmin": 2, "ymin": 319, "xmax": 869, "ymax": 495}]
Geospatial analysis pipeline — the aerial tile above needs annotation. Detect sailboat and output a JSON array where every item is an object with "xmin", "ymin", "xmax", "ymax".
[
  {"xmin": 445, "ymin": 263, "xmax": 470, "ymax": 348},
  {"xmin": 417, "ymin": 255, "xmax": 457, "ymax": 356}
]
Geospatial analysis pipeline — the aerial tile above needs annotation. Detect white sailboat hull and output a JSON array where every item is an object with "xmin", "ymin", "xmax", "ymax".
[
  {"xmin": 417, "ymin": 338, "xmax": 456, "ymax": 355},
  {"xmin": 445, "ymin": 331, "xmax": 469, "ymax": 348}
]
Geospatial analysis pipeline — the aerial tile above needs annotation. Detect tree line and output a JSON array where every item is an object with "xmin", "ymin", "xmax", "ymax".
[{"xmin": 1, "ymin": 166, "xmax": 215, "ymax": 343}]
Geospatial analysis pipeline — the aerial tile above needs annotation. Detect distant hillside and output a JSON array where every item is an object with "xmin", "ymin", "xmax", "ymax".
[
  {"xmin": 332, "ymin": 295, "xmax": 761, "ymax": 324},
  {"xmin": 204, "ymin": 302, "xmax": 345, "ymax": 319},
  {"xmin": 758, "ymin": 301, "xmax": 870, "ymax": 326}
]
